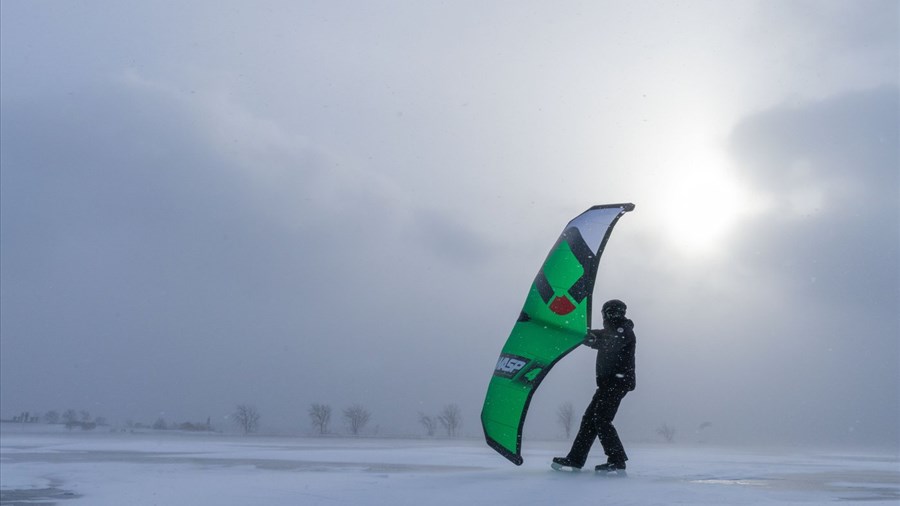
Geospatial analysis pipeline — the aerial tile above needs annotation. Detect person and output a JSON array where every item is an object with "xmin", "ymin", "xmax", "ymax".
[{"xmin": 552, "ymin": 299, "xmax": 636, "ymax": 475}]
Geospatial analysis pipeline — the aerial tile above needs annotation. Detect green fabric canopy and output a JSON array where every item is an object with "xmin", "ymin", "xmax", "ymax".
[{"xmin": 481, "ymin": 204, "xmax": 635, "ymax": 465}]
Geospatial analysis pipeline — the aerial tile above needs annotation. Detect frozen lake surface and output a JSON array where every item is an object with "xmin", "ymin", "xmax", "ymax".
[{"xmin": 2, "ymin": 427, "xmax": 898, "ymax": 505}]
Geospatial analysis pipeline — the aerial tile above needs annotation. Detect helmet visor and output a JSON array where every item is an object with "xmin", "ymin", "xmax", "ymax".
[{"xmin": 603, "ymin": 306, "xmax": 625, "ymax": 320}]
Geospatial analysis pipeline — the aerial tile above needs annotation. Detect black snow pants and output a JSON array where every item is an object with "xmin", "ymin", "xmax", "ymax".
[{"xmin": 565, "ymin": 386, "xmax": 628, "ymax": 467}]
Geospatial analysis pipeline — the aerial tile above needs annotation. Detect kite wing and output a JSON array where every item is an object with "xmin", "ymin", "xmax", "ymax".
[{"xmin": 481, "ymin": 203, "xmax": 635, "ymax": 465}]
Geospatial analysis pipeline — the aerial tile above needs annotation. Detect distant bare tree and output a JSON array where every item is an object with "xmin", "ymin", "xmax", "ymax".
[
  {"xmin": 343, "ymin": 404, "xmax": 371, "ymax": 436},
  {"xmin": 418, "ymin": 412, "xmax": 437, "ymax": 437},
  {"xmin": 232, "ymin": 404, "xmax": 261, "ymax": 434},
  {"xmin": 62, "ymin": 409, "xmax": 78, "ymax": 430},
  {"xmin": 79, "ymin": 410, "xmax": 92, "ymax": 423},
  {"xmin": 309, "ymin": 403, "xmax": 332, "ymax": 435},
  {"xmin": 557, "ymin": 402, "xmax": 575, "ymax": 439},
  {"xmin": 43, "ymin": 410, "xmax": 60, "ymax": 424},
  {"xmin": 656, "ymin": 423, "xmax": 676, "ymax": 443},
  {"xmin": 153, "ymin": 417, "xmax": 168, "ymax": 430},
  {"xmin": 437, "ymin": 404, "xmax": 462, "ymax": 438},
  {"xmin": 696, "ymin": 421, "xmax": 712, "ymax": 443}
]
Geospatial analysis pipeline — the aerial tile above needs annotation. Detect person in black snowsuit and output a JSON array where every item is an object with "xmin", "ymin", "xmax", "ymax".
[{"xmin": 553, "ymin": 299, "xmax": 635, "ymax": 474}]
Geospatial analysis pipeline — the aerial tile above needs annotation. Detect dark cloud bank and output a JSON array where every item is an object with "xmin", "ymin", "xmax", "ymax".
[{"xmin": 725, "ymin": 86, "xmax": 897, "ymax": 447}]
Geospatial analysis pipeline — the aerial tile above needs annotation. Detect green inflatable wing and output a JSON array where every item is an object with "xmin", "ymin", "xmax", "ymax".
[{"xmin": 481, "ymin": 203, "xmax": 635, "ymax": 465}]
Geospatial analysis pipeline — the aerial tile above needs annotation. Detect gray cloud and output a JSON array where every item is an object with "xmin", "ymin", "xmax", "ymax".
[
  {"xmin": 722, "ymin": 87, "xmax": 899, "ymax": 446},
  {"xmin": 729, "ymin": 86, "xmax": 899, "ymax": 313},
  {"xmin": 0, "ymin": 75, "xmax": 500, "ymax": 431}
]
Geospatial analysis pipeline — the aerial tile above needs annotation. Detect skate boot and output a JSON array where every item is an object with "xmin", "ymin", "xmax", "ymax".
[
  {"xmin": 594, "ymin": 461, "xmax": 627, "ymax": 477},
  {"xmin": 551, "ymin": 457, "xmax": 583, "ymax": 472}
]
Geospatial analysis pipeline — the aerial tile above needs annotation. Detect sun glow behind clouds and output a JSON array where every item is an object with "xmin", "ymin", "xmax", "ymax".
[{"xmin": 655, "ymin": 148, "xmax": 749, "ymax": 257}]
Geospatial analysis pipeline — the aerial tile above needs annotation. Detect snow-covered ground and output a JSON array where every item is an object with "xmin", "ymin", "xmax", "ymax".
[{"xmin": 2, "ymin": 427, "xmax": 897, "ymax": 505}]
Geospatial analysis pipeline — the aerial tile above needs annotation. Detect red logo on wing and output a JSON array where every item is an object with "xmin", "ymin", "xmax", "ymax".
[{"xmin": 549, "ymin": 296, "xmax": 576, "ymax": 315}]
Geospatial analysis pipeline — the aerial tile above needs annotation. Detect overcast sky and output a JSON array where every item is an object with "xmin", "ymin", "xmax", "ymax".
[{"xmin": 1, "ymin": 1, "xmax": 897, "ymax": 449}]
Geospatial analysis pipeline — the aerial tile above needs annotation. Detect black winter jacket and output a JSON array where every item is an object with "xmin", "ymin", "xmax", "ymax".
[{"xmin": 583, "ymin": 317, "xmax": 636, "ymax": 391}]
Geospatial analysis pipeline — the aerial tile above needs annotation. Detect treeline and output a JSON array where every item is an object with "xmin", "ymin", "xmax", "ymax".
[
  {"xmin": 307, "ymin": 402, "xmax": 464, "ymax": 438},
  {"xmin": 6, "ymin": 409, "xmax": 107, "ymax": 430},
  {"xmin": 134, "ymin": 417, "xmax": 214, "ymax": 432},
  {"xmin": 6, "ymin": 402, "xmax": 468, "ymax": 438},
  {"xmin": 222, "ymin": 402, "xmax": 465, "ymax": 438},
  {"xmin": 5, "ymin": 409, "xmax": 214, "ymax": 433}
]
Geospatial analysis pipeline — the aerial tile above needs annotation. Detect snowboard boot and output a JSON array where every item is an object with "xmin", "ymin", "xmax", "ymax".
[
  {"xmin": 551, "ymin": 457, "xmax": 583, "ymax": 472},
  {"xmin": 594, "ymin": 461, "xmax": 627, "ymax": 477}
]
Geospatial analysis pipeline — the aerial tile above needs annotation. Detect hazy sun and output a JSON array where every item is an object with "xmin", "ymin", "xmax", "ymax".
[{"xmin": 656, "ymin": 149, "xmax": 748, "ymax": 257}]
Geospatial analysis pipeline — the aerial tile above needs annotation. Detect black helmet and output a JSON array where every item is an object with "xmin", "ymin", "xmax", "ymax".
[{"xmin": 601, "ymin": 299, "xmax": 627, "ymax": 320}]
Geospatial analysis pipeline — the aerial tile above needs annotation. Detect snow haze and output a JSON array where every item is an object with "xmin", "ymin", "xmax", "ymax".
[
  {"xmin": 2, "ymin": 429, "xmax": 898, "ymax": 505},
  {"xmin": 1, "ymin": 0, "xmax": 898, "ymax": 454}
]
